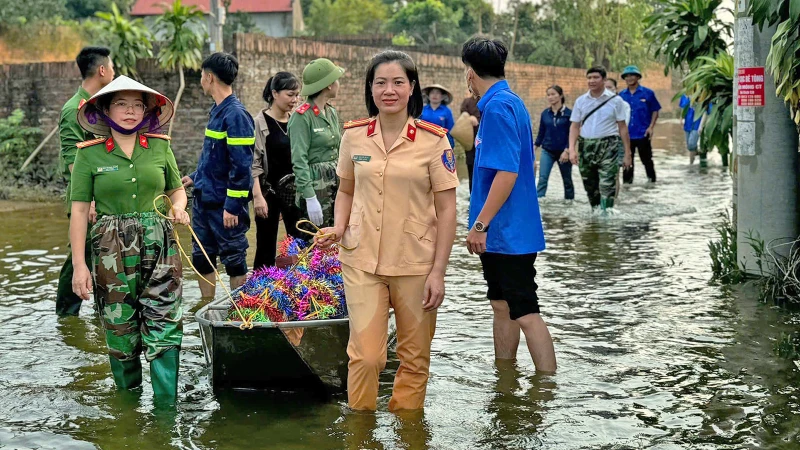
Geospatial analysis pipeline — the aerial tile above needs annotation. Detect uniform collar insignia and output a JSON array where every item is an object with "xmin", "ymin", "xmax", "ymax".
[
  {"xmin": 139, "ymin": 134, "xmax": 149, "ymax": 149},
  {"xmin": 105, "ymin": 137, "xmax": 115, "ymax": 153},
  {"xmin": 367, "ymin": 119, "xmax": 377, "ymax": 137},
  {"xmin": 406, "ymin": 123, "xmax": 417, "ymax": 141},
  {"xmin": 312, "ymin": 104, "xmax": 321, "ymax": 116}
]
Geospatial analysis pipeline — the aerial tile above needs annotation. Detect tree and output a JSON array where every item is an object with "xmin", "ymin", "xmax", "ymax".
[
  {"xmin": 154, "ymin": 0, "xmax": 206, "ymax": 137},
  {"xmin": 307, "ymin": 0, "xmax": 387, "ymax": 36},
  {"xmin": 681, "ymin": 53, "xmax": 733, "ymax": 157},
  {"xmin": 387, "ymin": 0, "xmax": 462, "ymax": 45},
  {"xmin": 750, "ymin": 0, "xmax": 800, "ymax": 124},
  {"xmin": 644, "ymin": 0, "xmax": 731, "ymax": 74},
  {"xmin": 89, "ymin": 3, "xmax": 153, "ymax": 79},
  {"xmin": 493, "ymin": 0, "xmax": 653, "ymax": 70},
  {"xmin": 65, "ymin": 0, "xmax": 134, "ymax": 19},
  {"xmin": 0, "ymin": 0, "xmax": 66, "ymax": 28},
  {"xmin": 223, "ymin": 11, "xmax": 261, "ymax": 47}
]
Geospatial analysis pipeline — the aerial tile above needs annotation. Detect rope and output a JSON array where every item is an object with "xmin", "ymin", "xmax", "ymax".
[
  {"xmin": 153, "ymin": 194, "xmax": 250, "ymax": 328},
  {"xmin": 154, "ymin": 196, "xmax": 347, "ymax": 328}
]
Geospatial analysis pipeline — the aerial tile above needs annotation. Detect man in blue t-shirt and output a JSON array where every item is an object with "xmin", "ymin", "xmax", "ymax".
[
  {"xmin": 620, "ymin": 65, "xmax": 661, "ymax": 183},
  {"xmin": 462, "ymin": 37, "xmax": 556, "ymax": 373},
  {"xmin": 679, "ymin": 94, "xmax": 711, "ymax": 165}
]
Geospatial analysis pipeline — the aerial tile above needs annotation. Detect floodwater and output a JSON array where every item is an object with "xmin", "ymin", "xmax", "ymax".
[{"xmin": 1, "ymin": 121, "xmax": 799, "ymax": 450}]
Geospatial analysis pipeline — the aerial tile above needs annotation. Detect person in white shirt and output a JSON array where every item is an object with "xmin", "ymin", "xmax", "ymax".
[
  {"xmin": 605, "ymin": 78, "xmax": 630, "ymax": 199},
  {"xmin": 568, "ymin": 66, "xmax": 632, "ymax": 211}
]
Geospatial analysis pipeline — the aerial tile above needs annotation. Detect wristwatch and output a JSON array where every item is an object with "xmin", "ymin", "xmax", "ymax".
[{"xmin": 473, "ymin": 220, "xmax": 489, "ymax": 232}]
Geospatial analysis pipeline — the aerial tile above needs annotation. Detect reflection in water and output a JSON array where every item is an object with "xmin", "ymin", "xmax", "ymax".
[
  {"xmin": 480, "ymin": 360, "xmax": 555, "ymax": 450},
  {"xmin": 1, "ymin": 122, "xmax": 800, "ymax": 449}
]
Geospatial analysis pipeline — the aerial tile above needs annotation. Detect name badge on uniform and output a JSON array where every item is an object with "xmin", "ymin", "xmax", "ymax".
[
  {"xmin": 313, "ymin": 128, "xmax": 326, "ymax": 133},
  {"xmin": 352, "ymin": 155, "xmax": 371, "ymax": 162},
  {"xmin": 97, "ymin": 165, "xmax": 119, "ymax": 173}
]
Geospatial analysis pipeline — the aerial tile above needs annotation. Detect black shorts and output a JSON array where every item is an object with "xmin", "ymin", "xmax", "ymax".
[{"xmin": 479, "ymin": 252, "xmax": 539, "ymax": 320}]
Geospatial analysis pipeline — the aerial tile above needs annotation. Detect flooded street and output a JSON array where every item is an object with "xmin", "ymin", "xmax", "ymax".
[{"xmin": 1, "ymin": 121, "xmax": 799, "ymax": 449}]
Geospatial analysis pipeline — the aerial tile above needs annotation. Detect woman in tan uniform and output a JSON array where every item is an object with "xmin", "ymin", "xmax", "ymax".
[{"xmin": 316, "ymin": 50, "xmax": 459, "ymax": 411}]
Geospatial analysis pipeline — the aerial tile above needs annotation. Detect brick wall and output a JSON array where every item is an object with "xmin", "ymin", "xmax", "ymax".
[{"xmin": 0, "ymin": 34, "xmax": 677, "ymax": 181}]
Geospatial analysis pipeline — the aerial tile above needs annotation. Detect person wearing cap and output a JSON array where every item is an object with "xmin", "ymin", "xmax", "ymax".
[
  {"xmin": 315, "ymin": 50, "xmax": 458, "ymax": 411},
  {"xmin": 55, "ymin": 46, "xmax": 115, "ymax": 317},
  {"xmin": 181, "ymin": 53, "xmax": 255, "ymax": 298},
  {"xmin": 420, "ymin": 84, "xmax": 455, "ymax": 148},
  {"xmin": 619, "ymin": 65, "xmax": 661, "ymax": 183},
  {"xmin": 69, "ymin": 75, "xmax": 189, "ymax": 399},
  {"xmin": 288, "ymin": 58, "xmax": 344, "ymax": 229}
]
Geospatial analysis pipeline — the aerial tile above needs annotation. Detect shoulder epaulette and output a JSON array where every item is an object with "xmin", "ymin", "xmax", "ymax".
[
  {"xmin": 76, "ymin": 137, "xmax": 108, "ymax": 149},
  {"xmin": 415, "ymin": 120, "xmax": 448, "ymax": 138},
  {"xmin": 343, "ymin": 118, "xmax": 372, "ymax": 129},
  {"xmin": 296, "ymin": 103, "xmax": 311, "ymax": 115},
  {"xmin": 142, "ymin": 133, "xmax": 171, "ymax": 140}
]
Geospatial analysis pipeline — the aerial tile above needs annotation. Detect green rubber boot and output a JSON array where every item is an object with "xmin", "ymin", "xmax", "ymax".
[
  {"xmin": 699, "ymin": 152, "xmax": 708, "ymax": 168},
  {"xmin": 600, "ymin": 197, "xmax": 615, "ymax": 211},
  {"xmin": 109, "ymin": 356, "xmax": 143, "ymax": 390},
  {"xmin": 150, "ymin": 349, "xmax": 180, "ymax": 399}
]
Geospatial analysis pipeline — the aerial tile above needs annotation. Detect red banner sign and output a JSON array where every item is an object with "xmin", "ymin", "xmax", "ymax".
[{"xmin": 737, "ymin": 67, "xmax": 765, "ymax": 107}]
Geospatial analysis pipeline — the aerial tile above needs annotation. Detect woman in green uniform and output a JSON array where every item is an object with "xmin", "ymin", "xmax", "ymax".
[
  {"xmin": 69, "ymin": 75, "xmax": 189, "ymax": 400},
  {"xmin": 288, "ymin": 58, "xmax": 345, "ymax": 228}
]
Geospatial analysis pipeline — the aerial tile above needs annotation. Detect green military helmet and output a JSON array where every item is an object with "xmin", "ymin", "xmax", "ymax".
[
  {"xmin": 621, "ymin": 65, "xmax": 643, "ymax": 79},
  {"xmin": 300, "ymin": 58, "xmax": 345, "ymax": 96}
]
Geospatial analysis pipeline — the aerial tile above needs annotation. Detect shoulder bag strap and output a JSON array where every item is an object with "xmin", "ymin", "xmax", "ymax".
[{"xmin": 581, "ymin": 94, "xmax": 618, "ymax": 126}]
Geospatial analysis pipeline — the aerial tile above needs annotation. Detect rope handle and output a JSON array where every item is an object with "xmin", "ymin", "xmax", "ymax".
[
  {"xmin": 153, "ymin": 194, "xmax": 252, "ymax": 329},
  {"xmin": 296, "ymin": 220, "xmax": 356, "ymax": 251}
]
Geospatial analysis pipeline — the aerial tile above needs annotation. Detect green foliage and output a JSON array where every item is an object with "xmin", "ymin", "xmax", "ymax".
[
  {"xmin": 681, "ymin": 53, "xmax": 733, "ymax": 156},
  {"xmin": 88, "ymin": 4, "xmax": 153, "ymax": 79},
  {"xmin": 0, "ymin": 0, "xmax": 66, "ymax": 28},
  {"xmin": 0, "ymin": 110, "xmax": 59, "ymax": 189},
  {"xmin": 775, "ymin": 332, "xmax": 800, "ymax": 361},
  {"xmin": 307, "ymin": 0, "xmax": 387, "ymax": 36},
  {"xmin": 154, "ymin": 0, "xmax": 206, "ymax": 72},
  {"xmin": 387, "ymin": 0, "xmax": 462, "ymax": 45},
  {"xmin": 392, "ymin": 31, "xmax": 415, "ymax": 46},
  {"xmin": 709, "ymin": 210, "xmax": 744, "ymax": 284},
  {"xmin": 65, "ymin": 0, "xmax": 134, "ymax": 19},
  {"xmin": 750, "ymin": 0, "xmax": 800, "ymax": 124},
  {"xmin": 500, "ymin": 0, "xmax": 654, "ymax": 70},
  {"xmin": 224, "ymin": 11, "xmax": 261, "ymax": 47},
  {"xmin": 644, "ymin": 0, "xmax": 731, "ymax": 74}
]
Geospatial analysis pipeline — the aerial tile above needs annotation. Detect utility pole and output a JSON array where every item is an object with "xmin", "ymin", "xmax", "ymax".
[
  {"xmin": 209, "ymin": 0, "xmax": 226, "ymax": 52},
  {"xmin": 735, "ymin": 0, "xmax": 800, "ymax": 273}
]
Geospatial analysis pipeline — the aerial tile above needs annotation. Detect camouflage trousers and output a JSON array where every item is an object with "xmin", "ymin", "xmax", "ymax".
[
  {"xmin": 297, "ymin": 161, "xmax": 339, "ymax": 230},
  {"xmin": 578, "ymin": 136, "xmax": 621, "ymax": 209},
  {"xmin": 91, "ymin": 212, "xmax": 183, "ymax": 362}
]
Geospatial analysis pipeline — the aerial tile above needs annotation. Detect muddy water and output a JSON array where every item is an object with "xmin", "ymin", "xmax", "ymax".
[{"xmin": 1, "ymin": 121, "xmax": 799, "ymax": 450}]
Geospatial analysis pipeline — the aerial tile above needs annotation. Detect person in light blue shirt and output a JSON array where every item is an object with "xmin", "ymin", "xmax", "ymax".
[
  {"xmin": 679, "ymin": 94, "xmax": 712, "ymax": 165},
  {"xmin": 420, "ymin": 84, "xmax": 455, "ymax": 148},
  {"xmin": 462, "ymin": 37, "xmax": 556, "ymax": 373}
]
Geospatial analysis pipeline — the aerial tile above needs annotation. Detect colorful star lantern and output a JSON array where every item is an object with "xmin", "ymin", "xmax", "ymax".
[{"xmin": 227, "ymin": 236, "xmax": 346, "ymax": 323}]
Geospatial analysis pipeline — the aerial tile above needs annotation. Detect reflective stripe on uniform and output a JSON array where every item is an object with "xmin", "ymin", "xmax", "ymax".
[
  {"xmin": 226, "ymin": 189, "xmax": 249, "ymax": 198},
  {"xmin": 205, "ymin": 129, "xmax": 227, "ymax": 139},
  {"xmin": 226, "ymin": 136, "xmax": 256, "ymax": 146}
]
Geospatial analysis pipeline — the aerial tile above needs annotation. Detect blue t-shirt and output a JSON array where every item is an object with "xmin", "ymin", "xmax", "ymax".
[
  {"xmin": 469, "ymin": 80, "xmax": 545, "ymax": 255},
  {"xmin": 679, "ymin": 95, "xmax": 712, "ymax": 132},
  {"xmin": 420, "ymin": 104, "xmax": 455, "ymax": 148},
  {"xmin": 620, "ymin": 85, "xmax": 661, "ymax": 140}
]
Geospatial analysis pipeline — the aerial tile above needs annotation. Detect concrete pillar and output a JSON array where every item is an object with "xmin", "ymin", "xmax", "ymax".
[{"xmin": 736, "ymin": 17, "xmax": 800, "ymax": 273}]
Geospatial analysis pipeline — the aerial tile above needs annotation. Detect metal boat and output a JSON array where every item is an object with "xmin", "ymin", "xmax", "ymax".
[{"xmin": 195, "ymin": 296, "xmax": 350, "ymax": 395}]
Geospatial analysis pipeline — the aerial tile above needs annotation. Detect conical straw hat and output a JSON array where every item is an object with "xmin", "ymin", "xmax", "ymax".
[{"xmin": 77, "ymin": 75, "xmax": 174, "ymax": 136}]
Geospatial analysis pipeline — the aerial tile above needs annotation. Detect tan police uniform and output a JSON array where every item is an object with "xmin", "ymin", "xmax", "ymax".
[{"xmin": 336, "ymin": 116, "xmax": 459, "ymax": 411}]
